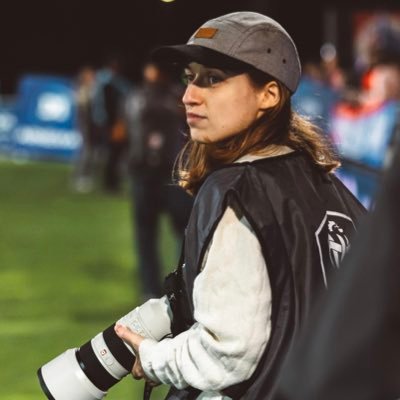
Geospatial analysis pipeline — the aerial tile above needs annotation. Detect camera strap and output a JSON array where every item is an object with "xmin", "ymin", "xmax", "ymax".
[{"xmin": 143, "ymin": 381, "xmax": 153, "ymax": 400}]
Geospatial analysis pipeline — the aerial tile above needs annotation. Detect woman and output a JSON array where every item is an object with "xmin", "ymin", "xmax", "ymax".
[{"xmin": 115, "ymin": 11, "xmax": 365, "ymax": 400}]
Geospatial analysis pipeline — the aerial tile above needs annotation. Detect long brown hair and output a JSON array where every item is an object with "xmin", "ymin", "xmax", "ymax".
[{"xmin": 175, "ymin": 68, "xmax": 340, "ymax": 195}]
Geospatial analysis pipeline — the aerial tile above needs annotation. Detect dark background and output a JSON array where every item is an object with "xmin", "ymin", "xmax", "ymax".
[{"xmin": 0, "ymin": 0, "xmax": 398, "ymax": 93}]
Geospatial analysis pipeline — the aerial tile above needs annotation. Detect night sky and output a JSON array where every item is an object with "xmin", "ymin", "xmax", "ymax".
[{"xmin": 0, "ymin": 0, "xmax": 397, "ymax": 93}]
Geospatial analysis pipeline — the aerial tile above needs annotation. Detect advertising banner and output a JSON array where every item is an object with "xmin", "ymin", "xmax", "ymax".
[
  {"xmin": 0, "ymin": 103, "xmax": 18, "ymax": 154},
  {"xmin": 11, "ymin": 74, "xmax": 81, "ymax": 161}
]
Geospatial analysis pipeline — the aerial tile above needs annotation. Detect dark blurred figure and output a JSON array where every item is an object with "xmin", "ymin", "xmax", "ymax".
[
  {"xmin": 319, "ymin": 42, "xmax": 347, "ymax": 93},
  {"xmin": 92, "ymin": 56, "xmax": 131, "ymax": 193},
  {"xmin": 274, "ymin": 132, "xmax": 400, "ymax": 400},
  {"xmin": 124, "ymin": 61, "xmax": 193, "ymax": 299},
  {"xmin": 272, "ymin": 24, "xmax": 400, "ymax": 394},
  {"xmin": 72, "ymin": 66, "xmax": 102, "ymax": 193}
]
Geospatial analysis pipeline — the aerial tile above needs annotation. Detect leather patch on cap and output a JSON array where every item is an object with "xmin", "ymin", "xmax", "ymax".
[{"xmin": 194, "ymin": 27, "xmax": 218, "ymax": 39}]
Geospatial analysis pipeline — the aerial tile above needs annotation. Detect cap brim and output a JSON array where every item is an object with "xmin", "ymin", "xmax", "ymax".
[{"xmin": 151, "ymin": 44, "xmax": 252, "ymax": 72}]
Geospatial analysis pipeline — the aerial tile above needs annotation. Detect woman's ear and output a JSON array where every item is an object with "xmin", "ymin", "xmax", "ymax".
[{"xmin": 259, "ymin": 81, "xmax": 281, "ymax": 110}]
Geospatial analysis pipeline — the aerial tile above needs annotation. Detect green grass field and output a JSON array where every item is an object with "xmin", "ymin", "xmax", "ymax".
[{"xmin": 0, "ymin": 160, "xmax": 177, "ymax": 400}]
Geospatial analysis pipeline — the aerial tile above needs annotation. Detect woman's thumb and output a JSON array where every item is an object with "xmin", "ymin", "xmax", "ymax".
[{"xmin": 114, "ymin": 324, "xmax": 133, "ymax": 341}]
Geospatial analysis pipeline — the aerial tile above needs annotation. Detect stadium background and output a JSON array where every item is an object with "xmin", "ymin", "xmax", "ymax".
[{"xmin": 0, "ymin": 0, "xmax": 399, "ymax": 399}]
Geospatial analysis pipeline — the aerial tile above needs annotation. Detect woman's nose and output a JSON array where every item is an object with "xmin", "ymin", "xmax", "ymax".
[{"xmin": 182, "ymin": 84, "xmax": 202, "ymax": 106}]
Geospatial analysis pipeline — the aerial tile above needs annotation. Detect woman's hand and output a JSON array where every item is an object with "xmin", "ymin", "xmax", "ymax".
[{"xmin": 114, "ymin": 324, "xmax": 159, "ymax": 386}]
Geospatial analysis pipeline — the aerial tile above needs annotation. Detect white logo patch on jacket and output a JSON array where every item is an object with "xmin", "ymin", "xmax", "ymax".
[{"xmin": 316, "ymin": 211, "xmax": 356, "ymax": 287}]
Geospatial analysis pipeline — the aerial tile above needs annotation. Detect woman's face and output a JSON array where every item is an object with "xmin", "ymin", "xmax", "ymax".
[{"xmin": 182, "ymin": 62, "xmax": 267, "ymax": 143}]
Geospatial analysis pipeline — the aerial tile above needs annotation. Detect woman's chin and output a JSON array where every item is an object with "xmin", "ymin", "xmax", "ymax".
[{"xmin": 190, "ymin": 130, "xmax": 211, "ymax": 144}]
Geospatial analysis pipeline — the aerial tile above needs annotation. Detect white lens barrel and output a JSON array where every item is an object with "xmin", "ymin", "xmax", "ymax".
[
  {"xmin": 39, "ymin": 348, "xmax": 106, "ymax": 400},
  {"xmin": 117, "ymin": 296, "xmax": 172, "ymax": 341},
  {"xmin": 38, "ymin": 296, "xmax": 173, "ymax": 400},
  {"xmin": 91, "ymin": 332, "xmax": 129, "ymax": 380}
]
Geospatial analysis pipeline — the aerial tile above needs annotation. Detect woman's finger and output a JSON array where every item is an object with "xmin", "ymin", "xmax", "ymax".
[
  {"xmin": 132, "ymin": 358, "xmax": 144, "ymax": 380},
  {"xmin": 114, "ymin": 324, "xmax": 144, "ymax": 353},
  {"xmin": 114, "ymin": 324, "xmax": 135, "ymax": 341}
]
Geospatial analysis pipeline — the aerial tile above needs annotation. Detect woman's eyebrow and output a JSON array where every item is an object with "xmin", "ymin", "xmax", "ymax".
[
  {"xmin": 207, "ymin": 67, "xmax": 238, "ymax": 76},
  {"xmin": 204, "ymin": 67, "xmax": 225, "ymax": 73},
  {"xmin": 184, "ymin": 65, "xmax": 199, "ymax": 73}
]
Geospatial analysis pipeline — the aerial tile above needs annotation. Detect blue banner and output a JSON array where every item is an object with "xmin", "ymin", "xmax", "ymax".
[{"xmin": 11, "ymin": 74, "xmax": 81, "ymax": 161}]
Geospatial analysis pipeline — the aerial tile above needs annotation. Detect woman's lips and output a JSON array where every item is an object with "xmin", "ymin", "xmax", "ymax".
[{"xmin": 186, "ymin": 112, "xmax": 206, "ymax": 124}]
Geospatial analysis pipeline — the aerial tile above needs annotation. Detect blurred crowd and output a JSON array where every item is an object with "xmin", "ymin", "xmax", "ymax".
[
  {"xmin": 72, "ymin": 58, "xmax": 186, "ymax": 193},
  {"xmin": 293, "ymin": 39, "xmax": 400, "ymax": 135},
  {"xmin": 71, "ymin": 56, "xmax": 193, "ymax": 298},
  {"xmin": 72, "ymin": 57, "xmax": 130, "ymax": 194},
  {"xmin": 290, "ymin": 13, "xmax": 400, "ymax": 211},
  {"xmin": 71, "ymin": 54, "xmax": 400, "ymax": 196},
  {"xmin": 70, "ymin": 11, "xmax": 400, "ymax": 199}
]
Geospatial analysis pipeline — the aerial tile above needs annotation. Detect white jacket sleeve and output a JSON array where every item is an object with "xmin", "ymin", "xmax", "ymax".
[{"xmin": 139, "ymin": 205, "xmax": 272, "ymax": 392}]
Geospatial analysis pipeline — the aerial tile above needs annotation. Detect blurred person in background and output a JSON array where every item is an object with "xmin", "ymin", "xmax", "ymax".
[
  {"xmin": 92, "ymin": 55, "xmax": 131, "ymax": 193},
  {"xmin": 113, "ymin": 12, "xmax": 365, "ymax": 400},
  {"xmin": 354, "ymin": 12, "xmax": 400, "ymax": 75},
  {"xmin": 360, "ymin": 60, "xmax": 400, "ymax": 170},
  {"xmin": 320, "ymin": 42, "xmax": 347, "ymax": 92},
  {"xmin": 360, "ymin": 62, "xmax": 400, "ymax": 107},
  {"xmin": 353, "ymin": 12, "xmax": 400, "ymax": 107},
  {"xmin": 291, "ymin": 40, "xmax": 350, "ymax": 134},
  {"xmin": 72, "ymin": 65, "xmax": 103, "ymax": 193},
  {"xmin": 337, "ymin": 58, "xmax": 400, "ymax": 169},
  {"xmin": 124, "ymin": 60, "xmax": 192, "ymax": 299}
]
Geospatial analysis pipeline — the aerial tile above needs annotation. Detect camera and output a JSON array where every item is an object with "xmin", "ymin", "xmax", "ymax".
[{"xmin": 37, "ymin": 297, "xmax": 172, "ymax": 399}]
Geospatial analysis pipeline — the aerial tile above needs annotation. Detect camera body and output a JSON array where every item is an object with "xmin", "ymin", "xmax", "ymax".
[{"xmin": 38, "ymin": 297, "xmax": 172, "ymax": 400}]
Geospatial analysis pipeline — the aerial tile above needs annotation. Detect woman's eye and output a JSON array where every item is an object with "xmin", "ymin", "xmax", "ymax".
[
  {"xmin": 207, "ymin": 74, "xmax": 223, "ymax": 85},
  {"xmin": 181, "ymin": 71, "xmax": 225, "ymax": 87},
  {"xmin": 181, "ymin": 72, "xmax": 195, "ymax": 86}
]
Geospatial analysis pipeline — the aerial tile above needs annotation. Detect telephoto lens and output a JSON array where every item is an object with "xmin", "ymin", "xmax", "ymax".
[{"xmin": 37, "ymin": 297, "xmax": 172, "ymax": 400}]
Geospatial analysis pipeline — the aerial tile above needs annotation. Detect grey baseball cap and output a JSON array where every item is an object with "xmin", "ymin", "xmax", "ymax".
[{"xmin": 152, "ymin": 11, "xmax": 301, "ymax": 93}]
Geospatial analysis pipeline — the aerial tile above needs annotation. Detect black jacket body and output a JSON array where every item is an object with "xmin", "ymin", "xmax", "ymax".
[{"xmin": 166, "ymin": 151, "xmax": 365, "ymax": 399}]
